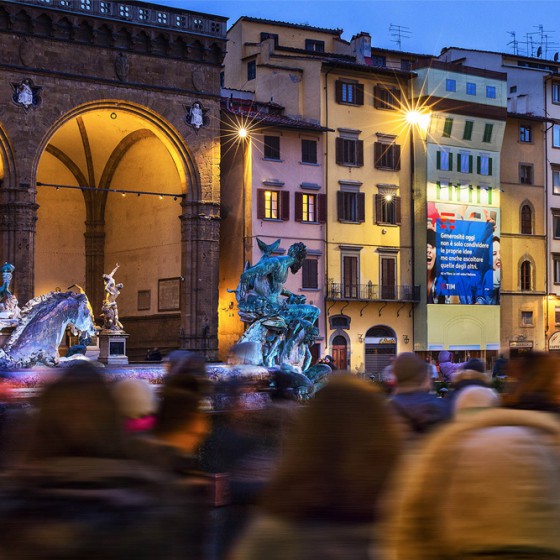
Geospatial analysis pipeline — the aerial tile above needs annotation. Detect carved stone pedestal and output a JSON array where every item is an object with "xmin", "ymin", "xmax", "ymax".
[{"xmin": 98, "ymin": 331, "xmax": 129, "ymax": 366}]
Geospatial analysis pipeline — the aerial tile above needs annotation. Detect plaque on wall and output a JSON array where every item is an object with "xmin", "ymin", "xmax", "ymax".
[
  {"xmin": 158, "ymin": 278, "xmax": 180, "ymax": 312},
  {"xmin": 137, "ymin": 289, "xmax": 151, "ymax": 311}
]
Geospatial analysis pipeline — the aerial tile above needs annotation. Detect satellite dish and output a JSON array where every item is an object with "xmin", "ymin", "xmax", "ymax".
[
  {"xmin": 555, "ymin": 52, "xmax": 559, "ymax": 62},
  {"xmin": 537, "ymin": 46, "xmax": 542, "ymax": 58}
]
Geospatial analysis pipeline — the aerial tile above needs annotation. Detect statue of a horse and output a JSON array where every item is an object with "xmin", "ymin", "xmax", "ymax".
[{"xmin": 0, "ymin": 291, "xmax": 96, "ymax": 368}]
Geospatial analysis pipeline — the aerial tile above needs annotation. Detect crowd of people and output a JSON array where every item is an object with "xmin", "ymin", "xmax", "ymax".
[{"xmin": 0, "ymin": 349, "xmax": 558, "ymax": 559}]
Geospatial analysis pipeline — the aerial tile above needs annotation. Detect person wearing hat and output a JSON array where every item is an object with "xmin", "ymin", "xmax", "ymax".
[
  {"xmin": 390, "ymin": 352, "xmax": 451, "ymax": 439},
  {"xmin": 437, "ymin": 350, "xmax": 467, "ymax": 383}
]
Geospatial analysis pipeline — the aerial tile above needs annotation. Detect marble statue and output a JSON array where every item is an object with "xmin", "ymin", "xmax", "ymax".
[
  {"xmin": 101, "ymin": 264, "xmax": 124, "ymax": 332},
  {"xmin": 231, "ymin": 238, "xmax": 330, "ymax": 397},
  {"xmin": 0, "ymin": 263, "xmax": 21, "ymax": 321}
]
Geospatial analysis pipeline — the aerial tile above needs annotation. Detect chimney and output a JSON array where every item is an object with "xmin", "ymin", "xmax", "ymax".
[{"xmin": 350, "ymin": 32, "xmax": 371, "ymax": 65}]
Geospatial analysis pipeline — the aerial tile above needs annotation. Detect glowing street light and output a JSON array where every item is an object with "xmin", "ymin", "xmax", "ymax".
[
  {"xmin": 238, "ymin": 127, "xmax": 248, "ymax": 139},
  {"xmin": 406, "ymin": 109, "xmax": 431, "ymax": 131}
]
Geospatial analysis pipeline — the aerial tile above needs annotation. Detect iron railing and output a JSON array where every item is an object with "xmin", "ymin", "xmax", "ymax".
[{"xmin": 327, "ymin": 282, "xmax": 420, "ymax": 302}]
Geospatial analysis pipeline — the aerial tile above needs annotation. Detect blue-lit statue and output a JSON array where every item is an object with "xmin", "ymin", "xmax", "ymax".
[{"xmin": 231, "ymin": 238, "xmax": 330, "ymax": 395}]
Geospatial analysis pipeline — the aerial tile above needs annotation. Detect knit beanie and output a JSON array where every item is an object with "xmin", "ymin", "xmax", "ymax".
[
  {"xmin": 438, "ymin": 350, "xmax": 452, "ymax": 363},
  {"xmin": 393, "ymin": 353, "xmax": 429, "ymax": 387}
]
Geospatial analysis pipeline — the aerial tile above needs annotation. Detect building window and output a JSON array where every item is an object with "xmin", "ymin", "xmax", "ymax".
[
  {"xmin": 553, "ymin": 167, "xmax": 560, "ymax": 194},
  {"xmin": 443, "ymin": 117, "xmax": 453, "ymax": 137},
  {"xmin": 374, "ymin": 86, "xmax": 400, "ymax": 110},
  {"xmin": 335, "ymin": 137, "xmax": 364, "ymax": 167},
  {"xmin": 466, "ymin": 82, "xmax": 476, "ymax": 95},
  {"xmin": 342, "ymin": 255, "xmax": 359, "ymax": 298},
  {"xmin": 371, "ymin": 55, "xmax": 386, "ymax": 67},
  {"xmin": 302, "ymin": 258, "xmax": 319, "ymax": 289},
  {"xmin": 554, "ymin": 213, "xmax": 560, "ymax": 239},
  {"xmin": 296, "ymin": 192, "xmax": 326, "ymax": 223},
  {"xmin": 437, "ymin": 150, "xmax": 453, "ymax": 171},
  {"xmin": 554, "ymin": 255, "xmax": 560, "ymax": 284},
  {"xmin": 80, "ymin": 0, "xmax": 91, "ymax": 10},
  {"xmin": 301, "ymin": 139, "xmax": 317, "ymax": 164},
  {"xmin": 521, "ymin": 310, "xmax": 534, "ymax": 325},
  {"xmin": 257, "ymin": 189, "xmax": 289, "ymax": 221},
  {"xmin": 400, "ymin": 59, "xmax": 412, "ymax": 71},
  {"xmin": 118, "ymin": 4, "xmax": 130, "ymax": 18},
  {"xmin": 553, "ymin": 83, "xmax": 560, "ymax": 104},
  {"xmin": 335, "ymin": 80, "xmax": 364, "ymax": 105},
  {"xmin": 374, "ymin": 142, "xmax": 401, "ymax": 170},
  {"xmin": 337, "ymin": 191, "xmax": 365, "ymax": 223},
  {"xmin": 555, "ymin": 306, "xmax": 560, "ymax": 325},
  {"xmin": 458, "ymin": 153, "xmax": 473, "ymax": 173},
  {"xmin": 305, "ymin": 39, "xmax": 324, "ymax": 52},
  {"xmin": 520, "ymin": 261, "xmax": 532, "ymax": 291},
  {"xmin": 380, "ymin": 256, "xmax": 396, "ymax": 300},
  {"xmin": 510, "ymin": 85, "xmax": 517, "ymax": 93},
  {"xmin": 553, "ymin": 124, "xmax": 560, "ymax": 148},
  {"xmin": 486, "ymin": 85, "xmax": 497, "ymax": 98},
  {"xmin": 375, "ymin": 194, "xmax": 401, "ymax": 225},
  {"xmin": 521, "ymin": 204, "xmax": 533, "ymax": 234},
  {"xmin": 99, "ymin": 2, "xmax": 112, "ymax": 14},
  {"xmin": 247, "ymin": 60, "xmax": 256, "ymax": 81},
  {"xmin": 463, "ymin": 121, "xmax": 474, "ymax": 140},
  {"xmin": 264, "ymin": 136, "xmax": 280, "ymax": 160},
  {"xmin": 156, "ymin": 11, "xmax": 168, "ymax": 24},
  {"xmin": 483, "ymin": 123, "xmax": 493, "ymax": 143},
  {"xmin": 477, "ymin": 155, "xmax": 492, "ymax": 176},
  {"xmin": 446, "ymin": 79, "xmax": 456, "ymax": 92},
  {"xmin": 520, "ymin": 125, "xmax": 532, "ymax": 142},
  {"xmin": 519, "ymin": 164, "xmax": 533, "ymax": 185}
]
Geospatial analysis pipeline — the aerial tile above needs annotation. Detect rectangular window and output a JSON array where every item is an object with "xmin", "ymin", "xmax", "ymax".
[
  {"xmin": 305, "ymin": 39, "xmax": 324, "ymax": 52},
  {"xmin": 80, "ymin": 0, "xmax": 91, "ymax": 9},
  {"xmin": 374, "ymin": 86, "xmax": 400, "ymax": 110},
  {"xmin": 446, "ymin": 79, "xmax": 456, "ymax": 92},
  {"xmin": 247, "ymin": 60, "xmax": 256, "ymax": 81},
  {"xmin": 520, "ymin": 164, "xmax": 533, "ymax": 185},
  {"xmin": 458, "ymin": 153, "xmax": 473, "ymax": 173},
  {"xmin": 118, "ymin": 5, "xmax": 130, "ymax": 18},
  {"xmin": 335, "ymin": 137, "xmax": 364, "ymax": 167},
  {"xmin": 436, "ymin": 150, "xmax": 453, "ymax": 171},
  {"xmin": 156, "ymin": 11, "xmax": 168, "ymax": 24},
  {"xmin": 264, "ymin": 136, "xmax": 280, "ymax": 160},
  {"xmin": 520, "ymin": 125, "xmax": 532, "ymax": 143},
  {"xmin": 510, "ymin": 85, "xmax": 517, "ymax": 94},
  {"xmin": 301, "ymin": 139, "xmax": 317, "ymax": 164},
  {"xmin": 463, "ymin": 121, "xmax": 474, "ymax": 140},
  {"xmin": 380, "ymin": 257, "xmax": 396, "ymax": 300},
  {"xmin": 371, "ymin": 55, "xmax": 386, "ymax": 67},
  {"xmin": 375, "ymin": 194, "xmax": 401, "ymax": 225},
  {"xmin": 302, "ymin": 258, "xmax": 319, "ymax": 289},
  {"xmin": 443, "ymin": 118, "xmax": 453, "ymax": 137},
  {"xmin": 521, "ymin": 310, "xmax": 534, "ymax": 325},
  {"xmin": 553, "ymin": 167, "xmax": 560, "ymax": 194},
  {"xmin": 296, "ymin": 192, "xmax": 326, "ymax": 223},
  {"xmin": 99, "ymin": 2, "xmax": 112, "ymax": 14},
  {"xmin": 555, "ymin": 306, "xmax": 560, "ymax": 325},
  {"xmin": 257, "ymin": 189, "xmax": 289, "ymax": 221},
  {"xmin": 553, "ymin": 83, "xmax": 560, "ymax": 104},
  {"xmin": 400, "ymin": 59, "xmax": 412, "ymax": 71},
  {"xmin": 374, "ymin": 142, "xmax": 401, "ymax": 170},
  {"xmin": 337, "ymin": 191, "xmax": 365, "ymax": 223},
  {"xmin": 342, "ymin": 255, "xmax": 359, "ymax": 298},
  {"xmin": 335, "ymin": 80, "xmax": 364, "ymax": 105},
  {"xmin": 466, "ymin": 82, "xmax": 476, "ymax": 95},
  {"xmin": 264, "ymin": 190, "xmax": 278, "ymax": 219},
  {"xmin": 301, "ymin": 194, "xmax": 316, "ymax": 222},
  {"xmin": 554, "ymin": 255, "xmax": 560, "ymax": 284},
  {"xmin": 483, "ymin": 123, "xmax": 493, "ymax": 143},
  {"xmin": 553, "ymin": 213, "xmax": 560, "ymax": 239},
  {"xmin": 486, "ymin": 85, "xmax": 497, "ymax": 98},
  {"xmin": 554, "ymin": 124, "xmax": 560, "ymax": 147},
  {"xmin": 477, "ymin": 155, "xmax": 492, "ymax": 176}
]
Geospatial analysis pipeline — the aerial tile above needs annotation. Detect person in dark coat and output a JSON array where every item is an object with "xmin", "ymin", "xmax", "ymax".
[{"xmin": 390, "ymin": 352, "xmax": 451, "ymax": 439}]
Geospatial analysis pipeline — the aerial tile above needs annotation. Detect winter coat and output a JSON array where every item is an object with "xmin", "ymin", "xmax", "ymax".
[
  {"xmin": 390, "ymin": 408, "xmax": 560, "ymax": 560},
  {"xmin": 390, "ymin": 391, "xmax": 451, "ymax": 438},
  {"xmin": 438, "ymin": 359, "xmax": 467, "ymax": 383},
  {"xmin": 0, "ymin": 457, "xmax": 177, "ymax": 560}
]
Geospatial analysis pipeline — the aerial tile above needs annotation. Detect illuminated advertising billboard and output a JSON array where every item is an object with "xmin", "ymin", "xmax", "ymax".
[{"xmin": 427, "ymin": 202, "xmax": 500, "ymax": 305}]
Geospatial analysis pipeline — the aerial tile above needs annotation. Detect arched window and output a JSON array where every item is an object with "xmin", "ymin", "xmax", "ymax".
[
  {"xmin": 520, "ymin": 260, "xmax": 532, "ymax": 291},
  {"xmin": 521, "ymin": 204, "xmax": 532, "ymax": 234}
]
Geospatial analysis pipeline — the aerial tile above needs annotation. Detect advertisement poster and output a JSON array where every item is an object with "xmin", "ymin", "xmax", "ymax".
[{"xmin": 427, "ymin": 202, "xmax": 500, "ymax": 305}]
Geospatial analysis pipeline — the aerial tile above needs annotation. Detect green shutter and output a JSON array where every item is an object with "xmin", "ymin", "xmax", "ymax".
[
  {"xmin": 477, "ymin": 156, "xmax": 481, "ymax": 174},
  {"xmin": 449, "ymin": 153, "xmax": 453, "ymax": 171},
  {"xmin": 469, "ymin": 155, "xmax": 473, "ymax": 173},
  {"xmin": 488, "ymin": 158, "xmax": 493, "ymax": 176},
  {"xmin": 487, "ymin": 187, "xmax": 493, "ymax": 205},
  {"xmin": 437, "ymin": 151, "xmax": 441, "ymax": 170}
]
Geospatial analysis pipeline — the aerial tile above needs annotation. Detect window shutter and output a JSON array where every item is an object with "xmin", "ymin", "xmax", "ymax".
[
  {"xmin": 395, "ymin": 196, "xmax": 402, "ymax": 225},
  {"xmin": 335, "ymin": 80, "xmax": 343, "ymax": 103},
  {"xmin": 375, "ymin": 194, "xmax": 383, "ymax": 223},
  {"xmin": 356, "ymin": 83, "xmax": 364, "ymax": 105},
  {"xmin": 281, "ymin": 190, "xmax": 290, "ymax": 221},
  {"xmin": 303, "ymin": 259, "xmax": 318, "ymax": 289},
  {"xmin": 318, "ymin": 194, "xmax": 327, "ymax": 223},
  {"xmin": 374, "ymin": 142, "xmax": 382, "ymax": 168},
  {"xmin": 488, "ymin": 158, "xmax": 493, "ymax": 176},
  {"xmin": 392, "ymin": 88, "xmax": 401, "ymax": 108},
  {"xmin": 477, "ymin": 156, "xmax": 481, "ymax": 174},
  {"xmin": 337, "ymin": 191, "xmax": 344, "ymax": 221},
  {"xmin": 469, "ymin": 155, "xmax": 473, "ymax": 173},
  {"xmin": 373, "ymin": 85, "xmax": 381, "ymax": 108},
  {"xmin": 394, "ymin": 144, "xmax": 401, "ymax": 170},
  {"xmin": 257, "ymin": 189, "xmax": 265, "ymax": 219},
  {"xmin": 335, "ymin": 137, "xmax": 343, "ymax": 164},
  {"xmin": 449, "ymin": 152, "xmax": 453, "ymax": 171},
  {"xmin": 295, "ymin": 192, "xmax": 303, "ymax": 222},
  {"xmin": 357, "ymin": 140, "xmax": 364, "ymax": 166},
  {"xmin": 357, "ymin": 192, "xmax": 365, "ymax": 222},
  {"xmin": 436, "ymin": 150, "xmax": 441, "ymax": 170}
]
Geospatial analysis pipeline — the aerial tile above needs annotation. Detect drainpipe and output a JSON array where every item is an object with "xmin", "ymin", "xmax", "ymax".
[{"xmin": 545, "ymin": 74, "xmax": 550, "ymax": 350}]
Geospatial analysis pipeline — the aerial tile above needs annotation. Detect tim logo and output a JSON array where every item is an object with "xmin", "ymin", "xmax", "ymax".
[
  {"xmin": 439, "ymin": 283, "xmax": 455, "ymax": 290},
  {"xmin": 440, "ymin": 212, "xmax": 456, "ymax": 230}
]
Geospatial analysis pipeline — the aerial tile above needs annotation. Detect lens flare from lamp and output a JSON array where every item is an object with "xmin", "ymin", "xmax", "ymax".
[
  {"xmin": 238, "ymin": 127, "xmax": 248, "ymax": 139},
  {"xmin": 406, "ymin": 110, "xmax": 431, "ymax": 131},
  {"xmin": 385, "ymin": 194, "xmax": 393, "ymax": 202}
]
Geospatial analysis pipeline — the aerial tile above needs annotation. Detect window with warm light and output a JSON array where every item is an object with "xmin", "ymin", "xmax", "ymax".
[
  {"xmin": 375, "ymin": 194, "xmax": 401, "ymax": 225},
  {"xmin": 264, "ymin": 190, "xmax": 278, "ymax": 219},
  {"xmin": 257, "ymin": 189, "xmax": 289, "ymax": 221},
  {"xmin": 301, "ymin": 194, "xmax": 316, "ymax": 222}
]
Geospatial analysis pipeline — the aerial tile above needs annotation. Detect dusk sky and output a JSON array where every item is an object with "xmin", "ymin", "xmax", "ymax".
[{"xmin": 152, "ymin": 0, "xmax": 560, "ymax": 59}]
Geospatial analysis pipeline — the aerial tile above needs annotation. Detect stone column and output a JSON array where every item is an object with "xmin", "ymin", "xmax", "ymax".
[
  {"xmin": 84, "ymin": 219, "xmax": 105, "ymax": 316},
  {"xmin": 180, "ymin": 200, "xmax": 220, "ymax": 360},
  {"xmin": 0, "ymin": 184, "xmax": 38, "ymax": 305}
]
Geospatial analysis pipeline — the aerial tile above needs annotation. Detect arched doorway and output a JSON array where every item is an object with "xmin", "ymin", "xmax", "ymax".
[
  {"xmin": 364, "ymin": 325, "xmax": 397, "ymax": 376},
  {"xmin": 331, "ymin": 334, "xmax": 348, "ymax": 370},
  {"xmin": 34, "ymin": 101, "xmax": 194, "ymax": 358}
]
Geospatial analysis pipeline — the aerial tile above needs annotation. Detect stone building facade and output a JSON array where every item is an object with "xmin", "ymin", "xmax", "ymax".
[{"xmin": 0, "ymin": 0, "xmax": 226, "ymax": 359}]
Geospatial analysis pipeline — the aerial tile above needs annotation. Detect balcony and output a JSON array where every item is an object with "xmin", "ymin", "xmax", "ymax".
[{"xmin": 327, "ymin": 282, "xmax": 420, "ymax": 302}]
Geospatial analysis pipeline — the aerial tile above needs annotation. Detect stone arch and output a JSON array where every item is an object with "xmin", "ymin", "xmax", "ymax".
[
  {"xmin": 364, "ymin": 324, "xmax": 397, "ymax": 376},
  {"xmin": 0, "ymin": 122, "xmax": 17, "ymax": 188},
  {"xmin": 13, "ymin": 9, "xmax": 32, "ymax": 34},
  {"xmin": 56, "ymin": 16, "xmax": 72, "ymax": 40},
  {"xmin": 75, "ymin": 20, "xmax": 93, "ymax": 43},
  {"xmin": 114, "ymin": 26, "xmax": 132, "ymax": 50},
  {"xmin": 0, "ymin": 6, "xmax": 10, "ymax": 31},
  {"xmin": 95, "ymin": 24, "xmax": 113, "ymax": 47},
  {"xmin": 35, "ymin": 13, "xmax": 52, "ymax": 37}
]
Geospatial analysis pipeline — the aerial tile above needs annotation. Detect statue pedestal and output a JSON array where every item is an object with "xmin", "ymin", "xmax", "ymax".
[{"xmin": 98, "ymin": 332, "xmax": 129, "ymax": 366}]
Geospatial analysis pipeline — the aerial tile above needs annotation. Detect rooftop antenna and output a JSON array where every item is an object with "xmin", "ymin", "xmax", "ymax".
[
  {"xmin": 507, "ymin": 31, "xmax": 518, "ymax": 55},
  {"xmin": 389, "ymin": 24, "xmax": 412, "ymax": 51}
]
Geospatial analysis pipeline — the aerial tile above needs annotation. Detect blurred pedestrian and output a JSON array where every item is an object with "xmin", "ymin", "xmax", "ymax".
[
  {"xmin": 112, "ymin": 377, "xmax": 156, "ymax": 433},
  {"xmin": 231, "ymin": 374, "xmax": 401, "ymax": 560},
  {"xmin": 437, "ymin": 350, "xmax": 467, "ymax": 383}
]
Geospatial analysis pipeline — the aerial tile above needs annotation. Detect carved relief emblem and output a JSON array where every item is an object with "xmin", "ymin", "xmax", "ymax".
[
  {"xmin": 11, "ymin": 79, "xmax": 41, "ymax": 110},
  {"xmin": 115, "ymin": 52, "xmax": 129, "ymax": 82},
  {"xmin": 185, "ymin": 101, "xmax": 209, "ymax": 132}
]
